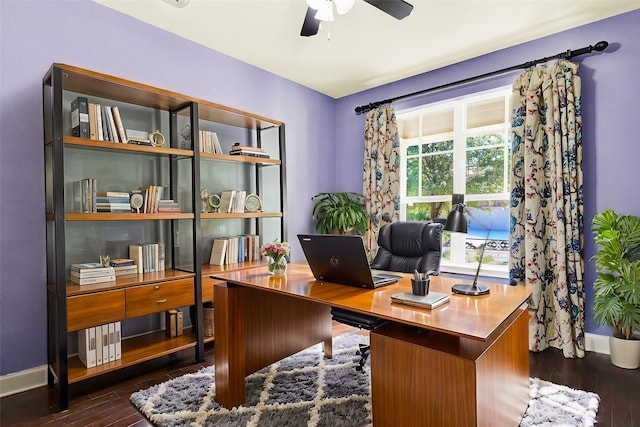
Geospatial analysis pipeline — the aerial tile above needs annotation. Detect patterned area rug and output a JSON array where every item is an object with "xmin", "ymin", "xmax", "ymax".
[{"xmin": 131, "ymin": 335, "xmax": 600, "ymax": 427}]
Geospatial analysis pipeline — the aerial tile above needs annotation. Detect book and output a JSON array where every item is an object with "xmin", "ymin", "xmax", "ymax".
[
  {"xmin": 129, "ymin": 245, "xmax": 144, "ymax": 274},
  {"xmin": 95, "ymin": 324, "xmax": 103, "ymax": 365},
  {"xmin": 219, "ymin": 190, "xmax": 236, "ymax": 213},
  {"xmin": 70, "ymin": 274, "xmax": 116, "ymax": 285},
  {"xmin": 165, "ymin": 310, "xmax": 177, "ymax": 337},
  {"xmin": 176, "ymin": 310, "xmax": 183, "ymax": 336},
  {"xmin": 88, "ymin": 102, "xmax": 97, "ymax": 140},
  {"xmin": 70, "ymin": 263, "xmax": 114, "ymax": 276},
  {"xmin": 108, "ymin": 323, "xmax": 116, "ymax": 362},
  {"xmin": 114, "ymin": 321, "xmax": 122, "ymax": 360},
  {"xmin": 78, "ymin": 327, "xmax": 96, "ymax": 368},
  {"xmin": 209, "ymin": 239, "xmax": 228, "ymax": 265},
  {"xmin": 95, "ymin": 103, "xmax": 104, "ymax": 141},
  {"xmin": 110, "ymin": 258, "xmax": 135, "ymax": 267},
  {"xmin": 71, "ymin": 96, "xmax": 90, "ymax": 139},
  {"xmin": 70, "ymin": 268, "xmax": 115, "ymax": 279},
  {"xmin": 96, "ymin": 191, "xmax": 130, "ymax": 198},
  {"xmin": 113, "ymin": 266, "xmax": 138, "ymax": 276},
  {"xmin": 111, "ymin": 107, "xmax": 128, "ymax": 144},
  {"xmin": 390, "ymin": 292, "xmax": 450, "ymax": 309},
  {"xmin": 228, "ymin": 150, "xmax": 270, "ymax": 159},
  {"xmin": 101, "ymin": 105, "xmax": 113, "ymax": 141},
  {"xmin": 100, "ymin": 324, "xmax": 109, "ymax": 363}
]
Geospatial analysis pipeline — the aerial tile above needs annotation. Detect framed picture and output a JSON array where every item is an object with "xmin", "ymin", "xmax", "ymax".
[{"xmin": 244, "ymin": 193, "xmax": 262, "ymax": 212}]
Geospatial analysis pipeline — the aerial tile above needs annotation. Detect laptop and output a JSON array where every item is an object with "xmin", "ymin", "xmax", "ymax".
[{"xmin": 297, "ymin": 234, "xmax": 401, "ymax": 289}]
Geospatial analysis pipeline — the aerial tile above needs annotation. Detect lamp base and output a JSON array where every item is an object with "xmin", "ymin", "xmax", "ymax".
[{"xmin": 451, "ymin": 283, "xmax": 490, "ymax": 296}]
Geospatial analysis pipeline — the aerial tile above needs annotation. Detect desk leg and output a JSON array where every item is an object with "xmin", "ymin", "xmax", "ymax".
[{"xmin": 214, "ymin": 283, "xmax": 245, "ymax": 408}]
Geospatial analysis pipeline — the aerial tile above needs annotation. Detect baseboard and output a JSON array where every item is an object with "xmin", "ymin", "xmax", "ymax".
[
  {"xmin": 0, "ymin": 333, "xmax": 612, "ymax": 397},
  {"xmin": 585, "ymin": 332, "xmax": 610, "ymax": 355},
  {"xmin": 0, "ymin": 365, "xmax": 48, "ymax": 398}
]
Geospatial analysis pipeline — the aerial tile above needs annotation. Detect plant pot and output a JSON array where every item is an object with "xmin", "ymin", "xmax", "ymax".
[{"xmin": 609, "ymin": 335, "xmax": 640, "ymax": 369}]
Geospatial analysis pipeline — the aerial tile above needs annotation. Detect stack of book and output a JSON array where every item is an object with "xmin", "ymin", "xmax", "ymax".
[
  {"xmin": 199, "ymin": 130, "xmax": 222, "ymax": 154},
  {"xmin": 165, "ymin": 309, "xmax": 184, "ymax": 337},
  {"xmin": 209, "ymin": 234, "xmax": 260, "ymax": 265},
  {"xmin": 71, "ymin": 96, "xmax": 128, "ymax": 143},
  {"xmin": 96, "ymin": 191, "xmax": 131, "ymax": 213},
  {"xmin": 70, "ymin": 263, "xmax": 116, "ymax": 285},
  {"xmin": 78, "ymin": 321, "xmax": 122, "ymax": 368},
  {"xmin": 129, "ymin": 243, "xmax": 165, "ymax": 273},
  {"xmin": 228, "ymin": 143, "xmax": 270, "ymax": 159},
  {"xmin": 219, "ymin": 190, "xmax": 247, "ymax": 213},
  {"xmin": 109, "ymin": 258, "xmax": 138, "ymax": 276},
  {"xmin": 73, "ymin": 178, "xmax": 97, "ymax": 213},
  {"xmin": 157, "ymin": 199, "xmax": 181, "ymax": 213}
]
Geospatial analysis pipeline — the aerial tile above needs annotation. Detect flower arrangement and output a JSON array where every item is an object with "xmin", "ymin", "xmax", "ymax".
[{"xmin": 261, "ymin": 241, "xmax": 290, "ymax": 275}]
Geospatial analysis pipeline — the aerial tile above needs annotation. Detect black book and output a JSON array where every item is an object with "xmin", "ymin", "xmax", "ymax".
[{"xmin": 71, "ymin": 96, "xmax": 90, "ymax": 138}]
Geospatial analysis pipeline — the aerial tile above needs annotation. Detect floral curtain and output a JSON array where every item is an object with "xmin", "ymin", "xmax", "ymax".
[
  {"xmin": 363, "ymin": 105, "xmax": 400, "ymax": 259},
  {"xmin": 510, "ymin": 60, "xmax": 585, "ymax": 358}
]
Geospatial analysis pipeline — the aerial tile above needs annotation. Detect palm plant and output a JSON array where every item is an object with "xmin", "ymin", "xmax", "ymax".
[
  {"xmin": 591, "ymin": 209, "xmax": 640, "ymax": 340},
  {"xmin": 311, "ymin": 192, "xmax": 368, "ymax": 235}
]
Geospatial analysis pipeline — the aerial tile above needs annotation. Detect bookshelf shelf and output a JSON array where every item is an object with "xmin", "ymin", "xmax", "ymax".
[
  {"xmin": 43, "ymin": 63, "xmax": 286, "ymax": 411},
  {"xmin": 68, "ymin": 329, "xmax": 198, "ymax": 383},
  {"xmin": 64, "ymin": 212, "xmax": 194, "ymax": 221},
  {"xmin": 64, "ymin": 136, "xmax": 195, "ymax": 157}
]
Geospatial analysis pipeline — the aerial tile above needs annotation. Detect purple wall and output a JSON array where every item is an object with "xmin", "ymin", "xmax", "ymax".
[
  {"xmin": 0, "ymin": 0, "xmax": 638, "ymax": 376},
  {"xmin": 0, "ymin": 0, "xmax": 336, "ymax": 375},
  {"xmin": 336, "ymin": 10, "xmax": 640, "ymax": 336}
]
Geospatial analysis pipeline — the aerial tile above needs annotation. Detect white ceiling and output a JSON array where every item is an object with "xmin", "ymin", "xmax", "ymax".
[{"xmin": 93, "ymin": 0, "xmax": 640, "ymax": 98}]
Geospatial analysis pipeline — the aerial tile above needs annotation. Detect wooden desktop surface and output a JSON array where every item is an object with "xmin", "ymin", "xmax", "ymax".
[{"xmin": 212, "ymin": 262, "xmax": 531, "ymax": 341}]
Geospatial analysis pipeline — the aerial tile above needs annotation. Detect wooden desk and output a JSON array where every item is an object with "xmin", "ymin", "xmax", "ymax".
[{"xmin": 212, "ymin": 263, "xmax": 531, "ymax": 426}]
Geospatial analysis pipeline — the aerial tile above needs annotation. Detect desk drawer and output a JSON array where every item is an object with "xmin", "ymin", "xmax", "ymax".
[
  {"xmin": 125, "ymin": 278, "xmax": 194, "ymax": 318},
  {"xmin": 67, "ymin": 289, "xmax": 125, "ymax": 332}
]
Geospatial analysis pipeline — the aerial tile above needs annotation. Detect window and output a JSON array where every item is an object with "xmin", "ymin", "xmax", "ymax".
[{"xmin": 397, "ymin": 87, "xmax": 511, "ymax": 277}]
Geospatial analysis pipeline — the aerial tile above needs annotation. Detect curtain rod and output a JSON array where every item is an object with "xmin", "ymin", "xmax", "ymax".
[{"xmin": 354, "ymin": 40, "xmax": 609, "ymax": 115}]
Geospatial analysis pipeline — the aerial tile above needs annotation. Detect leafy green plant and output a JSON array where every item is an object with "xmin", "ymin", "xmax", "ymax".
[
  {"xmin": 591, "ymin": 209, "xmax": 640, "ymax": 340},
  {"xmin": 311, "ymin": 192, "xmax": 367, "ymax": 235}
]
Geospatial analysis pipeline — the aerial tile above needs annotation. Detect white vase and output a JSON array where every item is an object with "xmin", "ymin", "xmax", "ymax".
[{"xmin": 609, "ymin": 335, "xmax": 640, "ymax": 369}]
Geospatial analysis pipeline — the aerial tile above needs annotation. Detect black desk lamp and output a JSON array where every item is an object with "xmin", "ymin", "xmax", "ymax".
[{"xmin": 444, "ymin": 195, "xmax": 490, "ymax": 296}]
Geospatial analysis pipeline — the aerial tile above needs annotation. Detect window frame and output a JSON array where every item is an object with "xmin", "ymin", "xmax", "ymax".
[{"xmin": 397, "ymin": 86, "xmax": 512, "ymax": 279}]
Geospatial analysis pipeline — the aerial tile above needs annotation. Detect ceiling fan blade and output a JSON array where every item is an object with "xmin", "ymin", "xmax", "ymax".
[
  {"xmin": 300, "ymin": 7, "xmax": 321, "ymax": 37},
  {"xmin": 363, "ymin": 0, "xmax": 413, "ymax": 20}
]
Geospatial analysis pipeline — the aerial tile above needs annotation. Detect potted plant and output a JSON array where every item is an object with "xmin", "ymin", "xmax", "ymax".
[
  {"xmin": 311, "ymin": 192, "xmax": 368, "ymax": 235},
  {"xmin": 591, "ymin": 209, "xmax": 640, "ymax": 369}
]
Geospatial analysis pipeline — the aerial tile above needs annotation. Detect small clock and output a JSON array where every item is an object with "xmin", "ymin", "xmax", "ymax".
[
  {"xmin": 244, "ymin": 193, "xmax": 262, "ymax": 212},
  {"xmin": 130, "ymin": 193, "xmax": 144, "ymax": 213},
  {"xmin": 208, "ymin": 194, "xmax": 221, "ymax": 211},
  {"xmin": 148, "ymin": 130, "xmax": 166, "ymax": 147}
]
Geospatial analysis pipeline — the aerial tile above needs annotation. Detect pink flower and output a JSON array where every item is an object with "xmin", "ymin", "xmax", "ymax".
[{"xmin": 261, "ymin": 241, "xmax": 290, "ymax": 261}]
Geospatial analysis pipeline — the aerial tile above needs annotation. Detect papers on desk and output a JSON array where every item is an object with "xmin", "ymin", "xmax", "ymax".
[{"xmin": 390, "ymin": 291, "xmax": 450, "ymax": 309}]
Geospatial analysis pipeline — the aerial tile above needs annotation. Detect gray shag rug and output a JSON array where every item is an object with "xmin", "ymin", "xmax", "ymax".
[{"xmin": 131, "ymin": 335, "xmax": 599, "ymax": 427}]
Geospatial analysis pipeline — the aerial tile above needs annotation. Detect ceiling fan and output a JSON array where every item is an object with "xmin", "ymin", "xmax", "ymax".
[{"xmin": 300, "ymin": 0, "xmax": 414, "ymax": 37}]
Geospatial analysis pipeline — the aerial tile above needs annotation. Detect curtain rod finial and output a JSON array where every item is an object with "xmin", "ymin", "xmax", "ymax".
[{"xmin": 594, "ymin": 41, "xmax": 608, "ymax": 52}]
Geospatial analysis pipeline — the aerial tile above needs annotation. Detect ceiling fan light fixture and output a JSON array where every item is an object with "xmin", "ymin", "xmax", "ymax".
[
  {"xmin": 314, "ymin": 1, "xmax": 335, "ymax": 22},
  {"xmin": 335, "ymin": 0, "xmax": 355, "ymax": 15}
]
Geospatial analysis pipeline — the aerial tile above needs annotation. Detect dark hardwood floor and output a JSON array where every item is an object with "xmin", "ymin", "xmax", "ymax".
[{"xmin": 2, "ymin": 323, "xmax": 638, "ymax": 426}]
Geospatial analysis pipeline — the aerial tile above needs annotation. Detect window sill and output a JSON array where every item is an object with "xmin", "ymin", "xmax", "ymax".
[{"xmin": 440, "ymin": 262, "xmax": 509, "ymax": 281}]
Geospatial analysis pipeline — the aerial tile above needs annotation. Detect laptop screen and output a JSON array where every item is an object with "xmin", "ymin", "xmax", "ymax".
[{"xmin": 297, "ymin": 234, "xmax": 399, "ymax": 289}]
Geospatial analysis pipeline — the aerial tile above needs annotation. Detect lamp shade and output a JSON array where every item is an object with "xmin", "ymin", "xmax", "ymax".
[{"xmin": 444, "ymin": 204, "xmax": 468, "ymax": 233}]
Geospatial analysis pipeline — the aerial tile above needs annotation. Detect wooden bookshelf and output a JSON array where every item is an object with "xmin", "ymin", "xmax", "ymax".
[{"xmin": 43, "ymin": 63, "xmax": 286, "ymax": 411}]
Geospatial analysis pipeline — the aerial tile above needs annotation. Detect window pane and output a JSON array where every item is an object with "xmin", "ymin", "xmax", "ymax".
[
  {"xmin": 406, "ymin": 157, "xmax": 419, "ymax": 197},
  {"xmin": 422, "ymin": 153, "xmax": 453, "ymax": 196},
  {"xmin": 467, "ymin": 97, "xmax": 504, "ymax": 128},
  {"xmin": 422, "ymin": 139, "xmax": 453, "ymax": 153},
  {"xmin": 464, "ymin": 201, "xmax": 509, "ymax": 266},
  {"xmin": 398, "ymin": 116, "xmax": 419, "ymax": 139},
  {"xmin": 466, "ymin": 133, "xmax": 504, "ymax": 148},
  {"xmin": 406, "ymin": 145, "xmax": 419, "ymax": 156},
  {"xmin": 421, "ymin": 108, "xmax": 453, "ymax": 136},
  {"xmin": 465, "ymin": 146, "xmax": 504, "ymax": 194}
]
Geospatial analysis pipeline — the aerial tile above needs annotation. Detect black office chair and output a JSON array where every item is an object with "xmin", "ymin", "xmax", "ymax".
[{"xmin": 331, "ymin": 220, "xmax": 443, "ymax": 371}]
